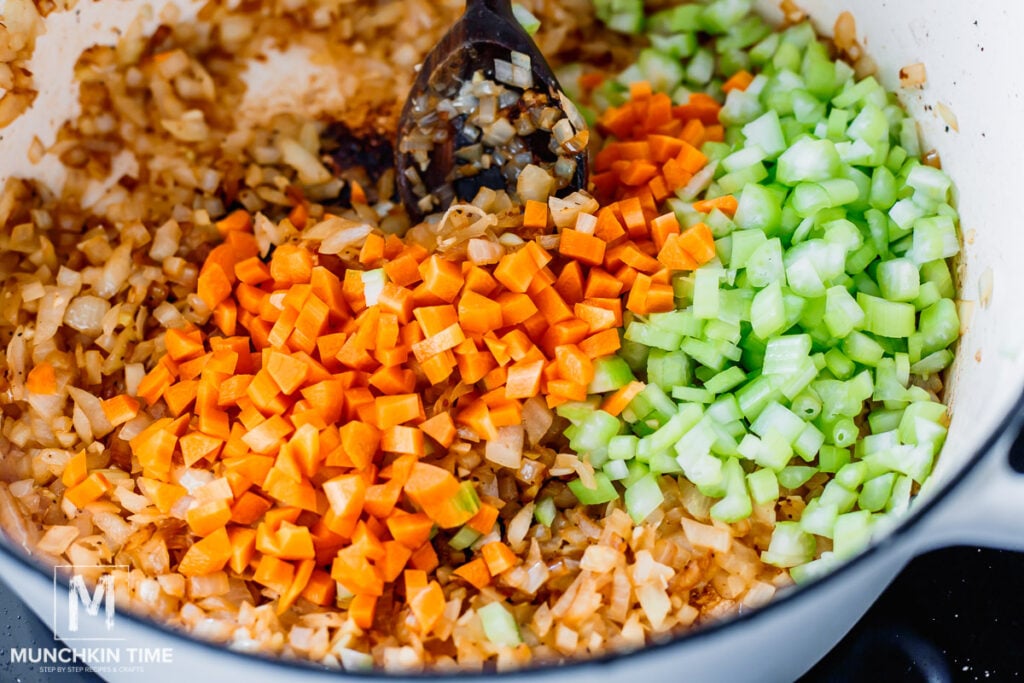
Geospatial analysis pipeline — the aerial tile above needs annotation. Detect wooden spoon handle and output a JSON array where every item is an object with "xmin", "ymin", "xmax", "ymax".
[{"xmin": 466, "ymin": 0, "xmax": 515, "ymax": 20}]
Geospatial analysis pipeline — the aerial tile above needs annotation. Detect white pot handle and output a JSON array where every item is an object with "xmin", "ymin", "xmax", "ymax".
[{"xmin": 913, "ymin": 421, "xmax": 1024, "ymax": 552}]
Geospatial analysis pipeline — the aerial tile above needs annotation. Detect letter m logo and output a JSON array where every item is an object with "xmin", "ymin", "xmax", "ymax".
[{"xmin": 68, "ymin": 573, "xmax": 116, "ymax": 632}]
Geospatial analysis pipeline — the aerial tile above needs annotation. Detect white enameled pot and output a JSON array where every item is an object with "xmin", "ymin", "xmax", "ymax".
[{"xmin": 0, "ymin": 1, "xmax": 1022, "ymax": 681}]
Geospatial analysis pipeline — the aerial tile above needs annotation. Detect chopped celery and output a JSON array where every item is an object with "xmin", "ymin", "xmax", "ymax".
[
  {"xmin": 557, "ymin": 1, "xmax": 961, "ymax": 583},
  {"xmin": 479, "ymin": 603, "xmax": 522, "ymax": 647},
  {"xmin": 625, "ymin": 473, "xmax": 665, "ymax": 523},
  {"xmin": 568, "ymin": 473, "xmax": 619, "ymax": 505},
  {"xmin": 762, "ymin": 521, "xmax": 816, "ymax": 568},
  {"xmin": 448, "ymin": 525, "xmax": 481, "ymax": 550},
  {"xmin": 533, "ymin": 497, "xmax": 556, "ymax": 526},
  {"xmin": 511, "ymin": 3, "xmax": 541, "ymax": 35}
]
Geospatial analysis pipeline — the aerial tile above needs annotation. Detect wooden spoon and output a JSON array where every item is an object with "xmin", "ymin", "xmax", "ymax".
[{"xmin": 395, "ymin": 0, "xmax": 589, "ymax": 222}]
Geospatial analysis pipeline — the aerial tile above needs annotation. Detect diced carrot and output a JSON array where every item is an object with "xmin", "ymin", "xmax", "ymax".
[
  {"xmin": 458, "ymin": 290, "xmax": 502, "ymax": 334},
  {"xmin": 386, "ymin": 511, "xmax": 434, "ymax": 550},
  {"xmin": 409, "ymin": 541, "xmax": 439, "ymax": 573},
  {"xmin": 419, "ymin": 254, "xmax": 464, "ymax": 303},
  {"xmin": 180, "ymin": 431, "xmax": 223, "ymax": 467},
  {"xmin": 453, "ymin": 558, "xmax": 491, "ymax": 589},
  {"xmin": 137, "ymin": 477, "xmax": 187, "ymax": 514},
  {"xmin": 100, "ymin": 394, "xmax": 139, "ymax": 426},
  {"xmin": 61, "ymin": 450, "xmax": 88, "ymax": 488},
  {"xmin": 359, "ymin": 232, "xmax": 386, "ymax": 266},
  {"xmin": 331, "ymin": 546, "xmax": 383, "ymax": 596},
  {"xmin": 186, "ymin": 499, "xmax": 231, "ymax": 537},
  {"xmin": 25, "ymin": 361, "xmax": 57, "ymax": 394},
  {"xmin": 658, "ymin": 233, "xmax": 701, "ymax": 271},
  {"xmin": 383, "ymin": 253, "xmax": 422, "ymax": 288},
  {"xmin": 380, "ymin": 425, "xmax": 424, "ymax": 455},
  {"xmin": 301, "ymin": 569, "xmax": 336, "ymax": 606},
  {"xmin": 579, "ymin": 328, "xmax": 623, "ymax": 358},
  {"xmin": 555, "ymin": 344, "xmax": 595, "ymax": 385},
  {"xmin": 466, "ymin": 503, "xmax": 499, "ymax": 535},
  {"xmin": 722, "ymin": 69, "xmax": 754, "ymax": 93},
  {"xmin": 349, "ymin": 593, "xmax": 378, "ymax": 630},
  {"xmin": 197, "ymin": 262, "xmax": 233, "ymax": 311},
  {"xmin": 255, "ymin": 554, "xmax": 296, "ymax": 595},
  {"xmin": 522, "ymin": 200, "xmax": 549, "ymax": 229},
  {"xmin": 178, "ymin": 526, "xmax": 232, "ymax": 576},
  {"xmin": 677, "ymin": 221, "xmax": 718, "ymax": 263},
  {"xmin": 692, "ymin": 195, "xmax": 738, "ymax": 217},
  {"xmin": 227, "ymin": 526, "xmax": 257, "ymax": 574},
  {"xmin": 558, "ymin": 229, "xmax": 607, "ymax": 267},
  {"xmin": 480, "ymin": 541, "xmax": 518, "ymax": 575},
  {"xmin": 419, "ymin": 412, "xmax": 456, "ymax": 448},
  {"xmin": 230, "ymin": 491, "xmax": 273, "ymax": 525},
  {"xmin": 277, "ymin": 557, "xmax": 315, "ymax": 614},
  {"xmin": 601, "ymin": 380, "xmax": 646, "ymax": 416}
]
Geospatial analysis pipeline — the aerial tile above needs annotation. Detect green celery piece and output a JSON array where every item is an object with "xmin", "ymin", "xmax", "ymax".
[
  {"xmin": 686, "ymin": 48, "xmax": 716, "ymax": 85},
  {"xmin": 649, "ymin": 309, "xmax": 705, "ymax": 336},
  {"xmin": 746, "ymin": 238, "xmax": 786, "ymax": 287},
  {"xmin": 710, "ymin": 458, "xmax": 753, "ymax": 522},
  {"xmin": 705, "ymin": 366, "xmax": 747, "ymax": 395},
  {"xmin": 448, "ymin": 525, "xmax": 481, "ymax": 550},
  {"xmin": 637, "ymin": 404, "xmax": 704, "ymax": 462},
  {"xmin": 511, "ymin": 3, "xmax": 541, "ymax": 35},
  {"xmin": 730, "ymin": 229, "xmax": 769, "ymax": 270},
  {"xmin": 762, "ymin": 521, "xmax": 817, "ymax": 568},
  {"xmin": 818, "ymin": 444, "xmax": 851, "ymax": 473},
  {"xmin": 650, "ymin": 32, "xmax": 698, "ymax": 59},
  {"xmin": 762, "ymin": 333, "xmax": 812, "ymax": 375},
  {"xmin": 858, "ymin": 293, "xmax": 916, "ymax": 338},
  {"xmin": 589, "ymin": 356, "xmax": 636, "ymax": 393},
  {"xmin": 604, "ymin": 459, "xmax": 630, "ymax": 481},
  {"xmin": 776, "ymin": 138, "xmax": 842, "ymax": 185},
  {"xmin": 700, "ymin": 0, "xmax": 754, "ymax": 34},
  {"xmin": 778, "ymin": 465, "xmax": 817, "ymax": 489},
  {"xmin": 832, "ymin": 510, "xmax": 874, "ymax": 559},
  {"xmin": 824, "ymin": 285, "xmax": 865, "ymax": 338},
  {"xmin": 793, "ymin": 422, "xmax": 825, "ymax": 461},
  {"xmin": 819, "ymin": 479, "xmax": 858, "ymax": 513},
  {"xmin": 648, "ymin": 3, "xmax": 702, "ymax": 33},
  {"xmin": 747, "ymin": 468, "xmax": 780, "ymax": 505},
  {"xmin": 750, "ymin": 281, "xmax": 787, "ymax": 339},
  {"xmin": 791, "ymin": 390, "xmax": 823, "ymax": 420},
  {"xmin": 608, "ymin": 434, "xmax": 639, "ymax": 461},
  {"xmin": 624, "ymin": 473, "xmax": 665, "ymax": 523},
  {"xmin": 533, "ymin": 497, "xmax": 556, "ymax": 526},
  {"xmin": 479, "ymin": 603, "xmax": 523, "ymax": 647},
  {"xmin": 859, "ymin": 473, "xmax": 897, "ymax": 512},
  {"xmin": 638, "ymin": 48, "xmax": 685, "ymax": 93},
  {"xmin": 799, "ymin": 498, "xmax": 839, "ymax": 538},
  {"xmin": 625, "ymin": 321, "xmax": 682, "ymax": 351},
  {"xmin": 868, "ymin": 408, "xmax": 904, "ymax": 435},
  {"xmin": 568, "ymin": 473, "xmax": 619, "ymax": 505},
  {"xmin": 572, "ymin": 410, "xmax": 621, "ymax": 452},
  {"xmin": 693, "ymin": 268, "xmax": 721, "ymax": 319}
]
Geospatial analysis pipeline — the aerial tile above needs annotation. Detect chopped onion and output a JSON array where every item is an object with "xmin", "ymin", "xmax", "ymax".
[
  {"xmin": 466, "ymin": 238, "xmax": 504, "ymax": 265},
  {"xmin": 276, "ymin": 136, "xmax": 331, "ymax": 185},
  {"xmin": 485, "ymin": 425, "xmax": 524, "ymax": 469},
  {"xmin": 899, "ymin": 62, "xmax": 927, "ymax": 88},
  {"xmin": 64, "ymin": 296, "xmax": 112, "ymax": 336},
  {"xmin": 680, "ymin": 518, "xmax": 732, "ymax": 553}
]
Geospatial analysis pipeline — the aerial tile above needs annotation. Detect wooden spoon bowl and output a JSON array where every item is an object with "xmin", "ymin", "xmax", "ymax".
[{"xmin": 395, "ymin": 0, "xmax": 589, "ymax": 222}]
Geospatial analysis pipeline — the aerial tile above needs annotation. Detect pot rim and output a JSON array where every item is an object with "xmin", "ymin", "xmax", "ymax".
[{"xmin": 1, "ymin": 385, "xmax": 1020, "ymax": 679}]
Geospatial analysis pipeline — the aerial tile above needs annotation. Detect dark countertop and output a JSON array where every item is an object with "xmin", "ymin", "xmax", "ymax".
[{"xmin": 0, "ymin": 546, "xmax": 1020, "ymax": 682}]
